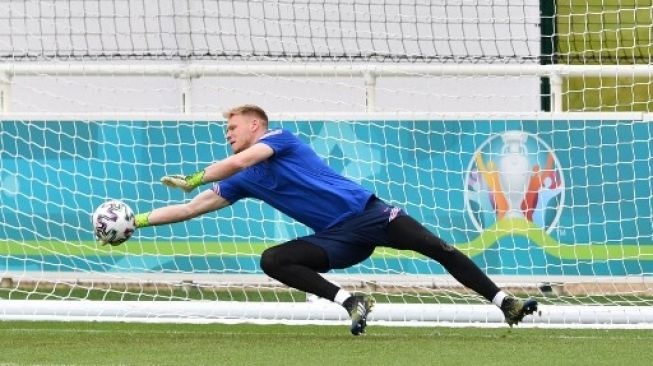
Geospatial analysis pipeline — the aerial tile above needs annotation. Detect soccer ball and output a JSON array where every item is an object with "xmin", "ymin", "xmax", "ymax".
[{"xmin": 92, "ymin": 200, "xmax": 135, "ymax": 246}]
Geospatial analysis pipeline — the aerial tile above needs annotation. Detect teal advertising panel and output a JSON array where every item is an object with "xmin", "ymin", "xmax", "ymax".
[{"xmin": 1, "ymin": 119, "xmax": 651, "ymax": 276}]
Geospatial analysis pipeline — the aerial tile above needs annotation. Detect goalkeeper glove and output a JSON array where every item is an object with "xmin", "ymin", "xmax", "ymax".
[{"xmin": 160, "ymin": 170, "xmax": 205, "ymax": 192}]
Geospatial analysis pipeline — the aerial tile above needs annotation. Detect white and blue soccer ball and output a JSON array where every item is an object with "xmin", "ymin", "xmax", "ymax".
[{"xmin": 92, "ymin": 200, "xmax": 135, "ymax": 246}]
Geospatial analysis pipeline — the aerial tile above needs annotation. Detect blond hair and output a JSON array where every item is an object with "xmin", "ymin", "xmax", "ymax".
[{"xmin": 223, "ymin": 104, "xmax": 269, "ymax": 123}]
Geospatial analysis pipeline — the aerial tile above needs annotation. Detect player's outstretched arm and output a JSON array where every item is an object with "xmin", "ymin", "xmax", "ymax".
[
  {"xmin": 161, "ymin": 143, "xmax": 274, "ymax": 192},
  {"xmin": 134, "ymin": 189, "xmax": 230, "ymax": 229}
]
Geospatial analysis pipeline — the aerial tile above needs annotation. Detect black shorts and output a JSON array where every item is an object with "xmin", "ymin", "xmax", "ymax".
[{"xmin": 300, "ymin": 197, "xmax": 406, "ymax": 270}]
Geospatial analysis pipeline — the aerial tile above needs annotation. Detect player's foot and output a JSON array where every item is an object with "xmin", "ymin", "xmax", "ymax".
[
  {"xmin": 501, "ymin": 297, "xmax": 538, "ymax": 327},
  {"xmin": 343, "ymin": 294, "xmax": 375, "ymax": 336}
]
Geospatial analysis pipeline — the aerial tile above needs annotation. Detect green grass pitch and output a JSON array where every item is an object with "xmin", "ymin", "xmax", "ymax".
[{"xmin": 1, "ymin": 321, "xmax": 652, "ymax": 366}]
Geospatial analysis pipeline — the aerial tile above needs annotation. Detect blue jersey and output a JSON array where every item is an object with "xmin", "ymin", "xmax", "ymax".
[{"xmin": 213, "ymin": 129, "xmax": 373, "ymax": 232}]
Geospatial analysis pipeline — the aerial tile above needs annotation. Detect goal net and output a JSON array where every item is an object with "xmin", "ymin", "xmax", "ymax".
[{"xmin": 0, "ymin": 0, "xmax": 652, "ymax": 328}]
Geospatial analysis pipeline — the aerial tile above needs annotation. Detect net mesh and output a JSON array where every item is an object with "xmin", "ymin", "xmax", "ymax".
[{"xmin": 1, "ymin": 0, "xmax": 652, "ymax": 325}]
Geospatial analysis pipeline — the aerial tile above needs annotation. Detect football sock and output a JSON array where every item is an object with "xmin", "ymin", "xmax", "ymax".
[
  {"xmin": 492, "ymin": 291, "xmax": 508, "ymax": 308},
  {"xmin": 334, "ymin": 290, "xmax": 352, "ymax": 306}
]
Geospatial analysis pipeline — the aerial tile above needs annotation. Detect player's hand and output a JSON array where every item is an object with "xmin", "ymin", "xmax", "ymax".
[
  {"xmin": 161, "ymin": 170, "xmax": 205, "ymax": 192},
  {"xmin": 161, "ymin": 174, "xmax": 197, "ymax": 192}
]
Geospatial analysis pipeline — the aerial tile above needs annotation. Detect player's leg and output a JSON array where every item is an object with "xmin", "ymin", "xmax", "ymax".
[
  {"xmin": 260, "ymin": 238, "xmax": 374, "ymax": 335},
  {"xmin": 387, "ymin": 215, "xmax": 500, "ymax": 300},
  {"xmin": 385, "ymin": 215, "xmax": 537, "ymax": 325},
  {"xmin": 259, "ymin": 239, "xmax": 339, "ymax": 299}
]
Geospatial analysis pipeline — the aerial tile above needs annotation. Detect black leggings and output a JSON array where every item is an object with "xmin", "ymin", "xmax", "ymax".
[
  {"xmin": 385, "ymin": 215, "xmax": 500, "ymax": 301},
  {"xmin": 260, "ymin": 215, "xmax": 500, "ymax": 302},
  {"xmin": 259, "ymin": 240, "xmax": 338, "ymax": 299}
]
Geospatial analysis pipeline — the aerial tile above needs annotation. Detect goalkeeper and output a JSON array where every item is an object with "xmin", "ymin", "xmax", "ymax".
[{"xmin": 133, "ymin": 104, "xmax": 538, "ymax": 335}]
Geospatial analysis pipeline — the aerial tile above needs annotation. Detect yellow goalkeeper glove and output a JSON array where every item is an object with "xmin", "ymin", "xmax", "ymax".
[{"xmin": 160, "ymin": 170, "xmax": 205, "ymax": 193}]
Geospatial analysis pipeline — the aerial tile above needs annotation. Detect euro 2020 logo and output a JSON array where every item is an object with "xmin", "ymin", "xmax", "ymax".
[{"xmin": 465, "ymin": 131, "xmax": 565, "ymax": 233}]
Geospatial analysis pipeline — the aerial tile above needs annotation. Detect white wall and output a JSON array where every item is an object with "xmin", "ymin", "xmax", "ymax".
[{"xmin": 0, "ymin": 0, "xmax": 542, "ymax": 114}]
